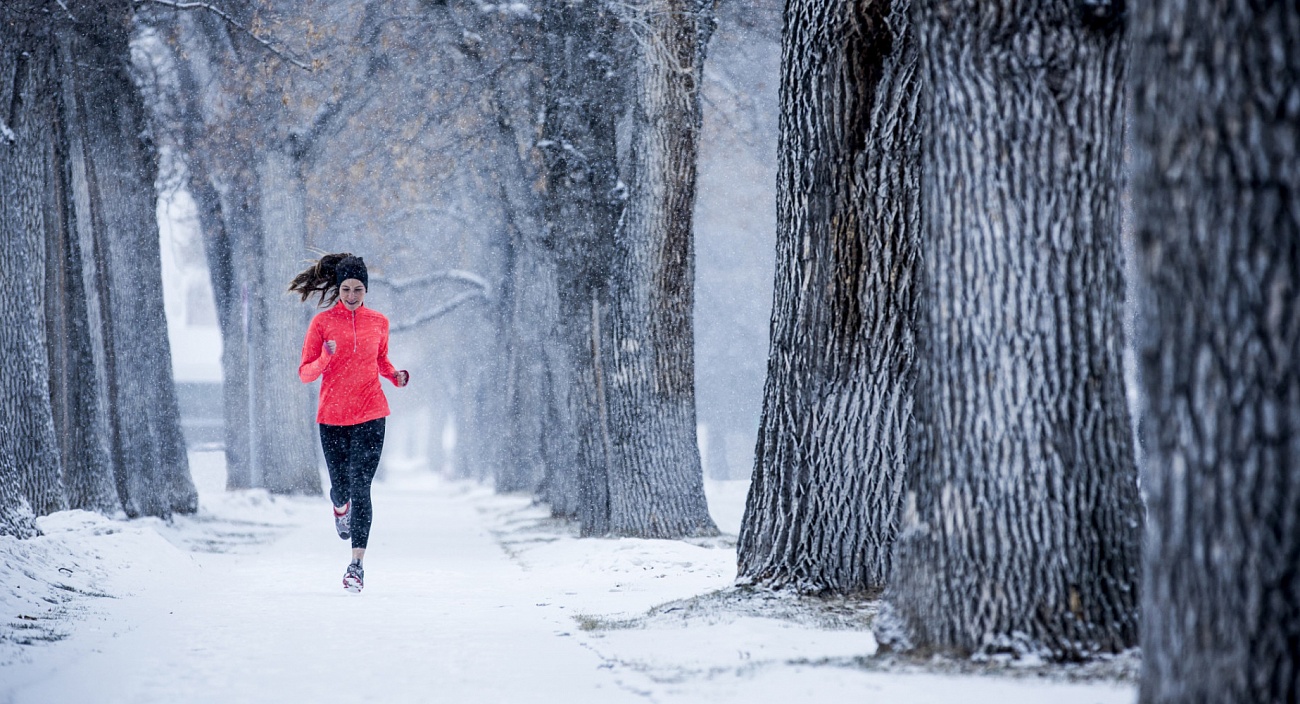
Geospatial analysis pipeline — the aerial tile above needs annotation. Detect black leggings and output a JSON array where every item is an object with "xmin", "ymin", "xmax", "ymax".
[{"xmin": 320, "ymin": 418, "xmax": 385, "ymax": 549}]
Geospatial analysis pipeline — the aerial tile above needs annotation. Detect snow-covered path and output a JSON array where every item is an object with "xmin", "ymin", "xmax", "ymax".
[
  {"xmin": 5, "ymin": 474, "xmax": 637, "ymax": 703},
  {"xmin": 2, "ymin": 453, "xmax": 1138, "ymax": 703}
]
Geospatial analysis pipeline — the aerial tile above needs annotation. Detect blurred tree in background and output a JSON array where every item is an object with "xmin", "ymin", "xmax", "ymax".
[{"xmin": 133, "ymin": 0, "xmax": 779, "ymax": 538}]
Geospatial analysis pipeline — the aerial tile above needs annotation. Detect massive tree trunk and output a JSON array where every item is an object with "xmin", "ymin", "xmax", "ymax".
[
  {"xmin": 536, "ymin": 0, "xmax": 625, "ymax": 535},
  {"xmin": 68, "ymin": 6, "xmax": 197, "ymax": 518},
  {"xmin": 254, "ymin": 146, "xmax": 320, "ymax": 494},
  {"xmin": 0, "ymin": 26, "xmax": 68, "ymax": 527},
  {"xmin": 601, "ymin": 0, "xmax": 717, "ymax": 538},
  {"xmin": 737, "ymin": 0, "xmax": 919, "ymax": 593},
  {"xmin": 884, "ymin": 0, "xmax": 1142, "ymax": 658},
  {"xmin": 1132, "ymin": 3, "xmax": 1300, "ymax": 701}
]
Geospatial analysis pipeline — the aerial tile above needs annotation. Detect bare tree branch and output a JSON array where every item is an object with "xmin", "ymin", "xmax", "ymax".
[
  {"xmin": 137, "ymin": 0, "xmax": 313, "ymax": 70},
  {"xmin": 370, "ymin": 269, "xmax": 491, "ymax": 294},
  {"xmin": 53, "ymin": 0, "xmax": 76, "ymax": 21},
  {"xmin": 390, "ymin": 289, "xmax": 489, "ymax": 333},
  {"xmin": 294, "ymin": 0, "xmax": 392, "ymax": 161}
]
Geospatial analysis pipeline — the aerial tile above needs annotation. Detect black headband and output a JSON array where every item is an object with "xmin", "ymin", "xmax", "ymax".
[{"xmin": 334, "ymin": 256, "xmax": 368, "ymax": 289}]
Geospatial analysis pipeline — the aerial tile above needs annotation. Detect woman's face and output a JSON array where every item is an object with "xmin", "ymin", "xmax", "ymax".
[{"xmin": 339, "ymin": 279, "xmax": 366, "ymax": 311}]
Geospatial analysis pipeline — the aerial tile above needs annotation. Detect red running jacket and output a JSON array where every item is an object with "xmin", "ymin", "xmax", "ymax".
[{"xmin": 299, "ymin": 301, "xmax": 404, "ymax": 426}]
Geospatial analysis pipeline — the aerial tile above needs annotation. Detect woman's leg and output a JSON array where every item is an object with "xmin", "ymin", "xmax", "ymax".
[
  {"xmin": 319, "ymin": 423, "xmax": 352, "ymax": 508},
  {"xmin": 347, "ymin": 417, "xmax": 386, "ymax": 556}
]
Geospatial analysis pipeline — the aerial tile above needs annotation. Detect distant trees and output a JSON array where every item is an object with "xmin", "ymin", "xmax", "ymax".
[
  {"xmin": 141, "ymin": 0, "xmax": 722, "ymax": 538},
  {"xmin": 1132, "ymin": 1, "xmax": 1300, "ymax": 701},
  {"xmin": 480, "ymin": 0, "xmax": 719, "ymax": 538},
  {"xmin": 0, "ymin": 0, "xmax": 197, "ymax": 538},
  {"xmin": 150, "ymin": 0, "xmax": 440, "ymax": 495},
  {"xmin": 152, "ymin": 1, "xmax": 389, "ymax": 495},
  {"xmin": 429, "ymin": 0, "xmax": 719, "ymax": 538},
  {"xmin": 737, "ymin": 0, "xmax": 919, "ymax": 593}
]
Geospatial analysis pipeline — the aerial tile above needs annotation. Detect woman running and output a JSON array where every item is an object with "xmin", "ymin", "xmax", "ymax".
[{"xmin": 291, "ymin": 253, "xmax": 409, "ymax": 593}]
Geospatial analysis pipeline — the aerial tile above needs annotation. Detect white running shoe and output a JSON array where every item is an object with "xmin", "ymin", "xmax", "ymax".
[
  {"xmin": 343, "ymin": 561, "xmax": 364, "ymax": 593},
  {"xmin": 333, "ymin": 502, "xmax": 351, "ymax": 541}
]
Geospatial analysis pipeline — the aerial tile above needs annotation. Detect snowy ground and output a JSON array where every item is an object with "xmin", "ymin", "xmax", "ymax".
[{"xmin": 1, "ymin": 452, "xmax": 1138, "ymax": 703}]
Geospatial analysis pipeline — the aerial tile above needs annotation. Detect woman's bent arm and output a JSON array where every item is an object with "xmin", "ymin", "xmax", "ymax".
[
  {"xmin": 375, "ymin": 318, "xmax": 401, "ymax": 384},
  {"xmin": 299, "ymin": 318, "xmax": 333, "ymax": 382}
]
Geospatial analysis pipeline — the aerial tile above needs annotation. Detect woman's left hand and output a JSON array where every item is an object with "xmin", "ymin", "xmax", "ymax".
[{"xmin": 396, "ymin": 370, "xmax": 409, "ymax": 387}]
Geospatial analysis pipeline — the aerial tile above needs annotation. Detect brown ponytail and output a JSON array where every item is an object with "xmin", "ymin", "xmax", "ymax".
[{"xmin": 288, "ymin": 252, "xmax": 353, "ymax": 307}]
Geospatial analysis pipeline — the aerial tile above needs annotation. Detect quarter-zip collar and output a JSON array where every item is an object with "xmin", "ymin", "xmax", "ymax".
[
  {"xmin": 351, "ymin": 305, "xmax": 358, "ymax": 352},
  {"xmin": 333, "ymin": 300, "xmax": 365, "ymax": 353},
  {"xmin": 330, "ymin": 301, "xmax": 366, "ymax": 353}
]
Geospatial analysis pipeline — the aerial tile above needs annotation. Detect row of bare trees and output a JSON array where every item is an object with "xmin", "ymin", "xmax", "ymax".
[
  {"xmin": 132, "ymin": 0, "xmax": 725, "ymax": 538},
  {"xmin": 3, "ymin": 0, "xmax": 1293, "ymax": 696},
  {"xmin": 462, "ymin": 0, "xmax": 721, "ymax": 537},
  {"xmin": 1, "ymin": 0, "xmax": 197, "ymax": 538},
  {"xmin": 3, "ymin": 0, "xmax": 721, "ymax": 542},
  {"xmin": 736, "ymin": 0, "xmax": 1297, "ymax": 699}
]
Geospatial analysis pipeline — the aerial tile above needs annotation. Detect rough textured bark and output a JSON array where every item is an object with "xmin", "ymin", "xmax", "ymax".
[
  {"xmin": 737, "ymin": 0, "xmax": 919, "ymax": 593},
  {"xmin": 0, "ymin": 27, "xmax": 68, "ymax": 527},
  {"xmin": 1132, "ymin": 2, "xmax": 1300, "ymax": 701},
  {"xmin": 601, "ymin": 0, "xmax": 717, "ymax": 538},
  {"xmin": 67, "ymin": 3, "xmax": 197, "ymax": 517},
  {"xmin": 884, "ymin": 0, "xmax": 1142, "ymax": 658},
  {"xmin": 535, "ymin": 0, "xmax": 625, "ymax": 535},
  {"xmin": 1, "ymin": 1, "xmax": 195, "ymax": 527},
  {"xmin": 46, "ymin": 35, "xmax": 117, "ymax": 513}
]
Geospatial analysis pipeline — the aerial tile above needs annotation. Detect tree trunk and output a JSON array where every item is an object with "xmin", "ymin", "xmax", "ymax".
[
  {"xmin": 254, "ymin": 146, "xmax": 320, "ymax": 495},
  {"xmin": 66, "ymin": 5, "xmax": 197, "ymax": 518},
  {"xmin": 46, "ymin": 33, "xmax": 117, "ymax": 513},
  {"xmin": 498, "ymin": 238, "xmax": 555, "ymax": 492},
  {"xmin": 475, "ymin": 15, "xmax": 551, "ymax": 494},
  {"xmin": 170, "ymin": 23, "xmax": 252, "ymax": 489},
  {"xmin": 704, "ymin": 424, "xmax": 729, "ymax": 480},
  {"xmin": 208, "ymin": 163, "xmax": 260, "ymax": 489},
  {"xmin": 884, "ymin": 0, "xmax": 1142, "ymax": 658},
  {"xmin": 1132, "ymin": 2, "xmax": 1300, "ymax": 701},
  {"xmin": 190, "ymin": 169, "xmax": 254, "ymax": 488},
  {"xmin": 601, "ymin": 0, "xmax": 717, "ymax": 538},
  {"xmin": 536, "ymin": 0, "xmax": 625, "ymax": 535},
  {"xmin": 0, "ymin": 27, "xmax": 68, "ymax": 527},
  {"xmin": 737, "ymin": 0, "xmax": 919, "ymax": 593},
  {"xmin": 1, "ymin": 1, "xmax": 196, "ymax": 524}
]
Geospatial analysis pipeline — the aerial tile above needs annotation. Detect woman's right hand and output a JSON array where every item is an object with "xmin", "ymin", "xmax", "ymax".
[{"xmin": 324, "ymin": 340, "xmax": 337, "ymax": 355}]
